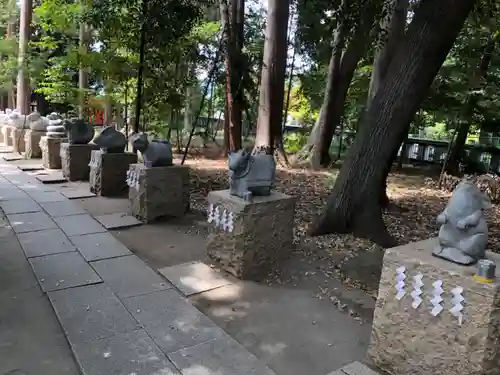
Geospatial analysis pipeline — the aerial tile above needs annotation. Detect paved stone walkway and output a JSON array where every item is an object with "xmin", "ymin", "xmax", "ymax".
[{"xmin": 0, "ymin": 161, "xmax": 277, "ymax": 375}]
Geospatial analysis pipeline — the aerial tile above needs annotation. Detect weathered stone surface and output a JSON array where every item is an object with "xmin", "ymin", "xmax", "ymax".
[
  {"xmin": 17, "ymin": 228, "xmax": 76, "ymax": 258},
  {"xmin": 0, "ymin": 198, "xmax": 41, "ymax": 214},
  {"xmin": 158, "ymin": 261, "xmax": 232, "ymax": 297},
  {"xmin": 24, "ymin": 130, "xmax": 45, "ymax": 158},
  {"xmin": 2, "ymin": 126, "xmax": 13, "ymax": 146},
  {"xmin": 128, "ymin": 164, "xmax": 190, "ymax": 222},
  {"xmin": 53, "ymin": 214, "xmax": 106, "ymax": 237},
  {"xmin": 123, "ymin": 289, "xmax": 226, "ymax": 353},
  {"xmin": 69, "ymin": 232, "xmax": 132, "ymax": 262},
  {"xmin": 341, "ymin": 362, "xmax": 381, "ymax": 375},
  {"xmin": 11, "ymin": 128, "xmax": 25, "ymax": 154},
  {"xmin": 17, "ymin": 163, "xmax": 43, "ymax": 171},
  {"xmin": 0, "ymin": 187, "xmax": 28, "ymax": 201},
  {"xmin": 60, "ymin": 189, "xmax": 96, "ymax": 199},
  {"xmin": 368, "ymin": 238, "xmax": 500, "ymax": 375},
  {"xmin": 28, "ymin": 190, "xmax": 66, "ymax": 203},
  {"xmin": 206, "ymin": 189, "xmax": 296, "ymax": 281},
  {"xmin": 29, "ymin": 252, "xmax": 102, "ymax": 292},
  {"xmin": 89, "ymin": 151, "xmax": 137, "ymax": 197},
  {"xmin": 94, "ymin": 212, "xmax": 142, "ymax": 230},
  {"xmin": 0, "ymin": 126, "xmax": 4, "ymax": 144},
  {"xmin": 35, "ymin": 172, "xmax": 67, "ymax": 184},
  {"xmin": 60, "ymin": 143, "xmax": 98, "ymax": 181},
  {"xmin": 40, "ymin": 136, "xmax": 66, "ymax": 169},
  {"xmin": 91, "ymin": 255, "xmax": 171, "ymax": 299},
  {"xmin": 2, "ymin": 154, "xmax": 22, "ymax": 161},
  {"xmin": 7, "ymin": 211, "xmax": 57, "ymax": 233},
  {"xmin": 168, "ymin": 335, "xmax": 277, "ymax": 374},
  {"xmin": 48, "ymin": 284, "xmax": 139, "ymax": 343},
  {"xmin": 71, "ymin": 329, "xmax": 180, "ymax": 375},
  {"xmin": 40, "ymin": 200, "xmax": 87, "ymax": 217}
]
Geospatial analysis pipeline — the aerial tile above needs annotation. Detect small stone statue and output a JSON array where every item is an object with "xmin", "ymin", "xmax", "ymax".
[
  {"xmin": 433, "ymin": 180, "xmax": 492, "ymax": 265},
  {"xmin": 46, "ymin": 113, "xmax": 66, "ymax": 137},
  {"xmin": 93, "ymin": 125, "xmax": 127, "ymax": 153},
  {"xmin": 26, "ymin": 112, "xmax": 49, "ymax": 131},
  {"xmin": 8, "ymin": 111, "xmax": 27, "ymax": 129},
  {"xmin": 63, "ymin": 118, "xmax": 95, "ymax": 144},
  {"xmin": 228, "ymin": 148, "xmax": 276, "ymax": 201},
  {"xmin": 130, "ymin": 132, "xmax": 173, "ymax": 167}
]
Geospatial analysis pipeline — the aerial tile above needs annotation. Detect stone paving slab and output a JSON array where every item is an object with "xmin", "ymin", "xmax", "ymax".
[
  {"xmin": 18, "ymin": 183, "xmax": 57, "ymax": 192},
  {"xmin": 18, "ymin": 164, "xmax": 44, "ymax": 171},
  {"xmin": 71, "ymin": 329, "xmax": 180, "ymax": 375},
  {"xmin": 54, "ymin": 214, "xmax": 107, "ymax": 237},
  {"xmin": 3, "ymin": 155, "xmax": 23, "ymax": 161},
  {"xmin": 340, "ymin": 362, "xmax": 380, "ymax": 375},
  {"xmin": 0, "ymin": 198, "xmax": 41, "ymax": 215},
  {"xmin": 94, "ymin": 212, "xmax": 143, "ymax": 230},
  {"xmin": 0, "ymin": 187, "xmax": 28, "ymax": 201},
  {"xmin": 40, "ymin": 201, "xmax": 87, "ymax": 217},
  {"xmin": 91, "ymin": 255, "xmax": 171, "ymax": 299},
  {"xmin": 17, "ymin": 228, "xmax": 76, "ymax": 258},
  {"xmin": 159, "ymin": 261, "xmax": 232, "ymax": 297},
  {"xmin": 123, "ymin": 289, "xmax": 226, "ymax": 354},
  {"xmin": 7, "ymin": 211, "xmax": 57, "ymax": 233},
  {"xmin": 168, "ymin": 335, "xmax": 277, "ymax": 375},
  {"xmin": 61, "ymin": 189, "xmax": 96, "ymax": 199},
  {"xmin": 29, "ymin": 252, "xmax": 102, "ymax": 292},
  {"xmin": 36, "ymin": 172, "xmax": 67, "ymax": 184},
  {"xmin": 48, "ymin": 284, "xmax": 139, "ymax": 343},
  {"xmin": 69, "ymin": 232, "xmax": 132, "ymax": 262},
  {"xmin": 28, "ymin": 190, "xmax": 67, "ymax": 203}
]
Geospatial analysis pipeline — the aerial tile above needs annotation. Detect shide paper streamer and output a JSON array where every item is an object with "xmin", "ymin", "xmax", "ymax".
[
  {"xmin": 395, "ymin": 266, "xmax": 407, "ymax": 300},
  {"xmin": 411, "ymin": 273, "xmax": 424, "ymax": 309},
  {"xmin": 450, "ymin": 286, "xmax": 464, "ymax": 326},
  {"xmin": 430, "ymin": 280, "xmax": 444, "ymax": 316},
  {"xmin": 207, "ymin": 204, "xmax": 234, "ymax": 233}
]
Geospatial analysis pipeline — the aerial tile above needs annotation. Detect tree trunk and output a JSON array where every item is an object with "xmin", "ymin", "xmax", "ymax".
[
  {"xmin": 309, "ymin": 0, "xmax": 475, "ymax": 246},
  {"xmin": 78, "ymin": 21, "xmax": 89, "ymax": 119},
  {"xmin": 6, "ymin": 21, "xmax": 16, "ymax": 109},
  {"xmin": 294, "ymin": 2, "xmax": 377, "ymax": 168},
  {"xmin": 254, "ymin": 0, "xmax": 290, "ymax": 153},
  {"xmin": 446, "ymin": 35, "xmax": 497, "ymax": 175},
  {"xmin": 220, "ymin": 0, "xmax": 243, "ymax": 151},
  {"xmin": 16, "ymin": 0, "xmax": 32, "ymax": 115}
]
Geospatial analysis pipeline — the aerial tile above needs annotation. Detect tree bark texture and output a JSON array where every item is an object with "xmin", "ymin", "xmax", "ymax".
[
  {"xmin": 220, "ymin": 0, "xmax": 243, "ymax": 152},
  {"xmin": 16, "ymin": 0, "xmax": 32, "ymax": 115},
  {"xmin": 254, "ymin": 0, "xmax": 290, "ymax": 153},
  {"xmin": 446, "ymin": 35, "xmax": 497, "ymax": 175},
  {"xmin": 78, "ymin": 22, "xmax": 90, "ymax": 119},
  {"xmin": 309, "ymin": 0, "xmax": 476, "ymax": 246},
  {"xmin": 6, "ymin": 21, "xmax": 16, "ymax": 109}
]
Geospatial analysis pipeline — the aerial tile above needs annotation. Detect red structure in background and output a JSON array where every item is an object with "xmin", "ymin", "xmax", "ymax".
[{"xmin": 89, "ymin": 108, "xmax": 105, "ymax": 126}]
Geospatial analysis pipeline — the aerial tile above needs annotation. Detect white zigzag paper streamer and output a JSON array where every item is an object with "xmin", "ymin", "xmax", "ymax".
[
  {"xmin": 430, "ymin": 280, "xmax": 444, "ymax": 316},
  {"xmin": 214, "ymin": 206, "xmax": 221, "ymax": 226},
  {"xmin": 126, "ymin": 170, "xmax": 132, "ymax": 186},
  {"xmin": 395, "ymin": 266, "xmax": 406, "ymax": 300},
  {"xmin": 220, "ymin": 209, "xmax": 228, "ymax": 230},
  {"xmin": 88, "ymin": 154, "xmax": 95, "ymax": 168},
  {"xmin": 450, "ymin": 286, "xmax": 464, "ymax": 325},
  {"xmin": 207, "ymin": 204, "xmax": 215, "ymax": 223},
  {"xmin": 227, "ymin": 212, "xmax": 234, "ymax": 233},
  {"xmin": 411, "ymin": 273, "xmax": 424, "ymax": 309}
]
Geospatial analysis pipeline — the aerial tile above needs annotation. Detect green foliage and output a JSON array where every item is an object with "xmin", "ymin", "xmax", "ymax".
[{"xmin": 284, "ymin": 131, "xmax": 308, "ymax": 153}]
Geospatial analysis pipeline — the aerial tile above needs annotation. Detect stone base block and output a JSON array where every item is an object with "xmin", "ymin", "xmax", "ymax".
[
  {"xmin": 206, "ymin": 190, "xmax": 296, "ymax": 281},
  {"xmin": 40, "ymin": 136, "xmax": 66, "ymax": 169},
  {"xmin": 2, "ymin": 126, "xmax": 13, "ymax": 147},
  {"xmin": 61, "ymin": 143, "xmax": 99, "ymax": 181},
  {"xmin": 368, "ymin": 238, "xmax": 500, "ymax": 375},
  {"xmin": 89, "ymin": 151, "xmax": 137, "ymax": 197},
  {"xmin": 128, "ymin": 164, "xmax": 190, "ymax": 222},
  {"xmin": 24, "ymin": 130, "xmax": 45, "ymax": 158},
  {"xmin": 0, "ymin": 126, "xmax": 4, "ymax": 145},
  {"xmin": 11, "ymin": 128, "xmax": 25, "ymax": 153}
]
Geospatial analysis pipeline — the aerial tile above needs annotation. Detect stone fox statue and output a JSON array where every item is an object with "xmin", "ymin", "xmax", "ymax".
[
  {"xmin": 228, "ymin": 148, "xmax": 276, "ymax": 201},
  {"xmin": 130, "ymin": 132, "xmax": 173, "ymax": 167},
  {"xmin": 63, "ymin": 118, "xmax": 94, "ymax": 145},
  {"xmin": 433, "ymin": 180, "xmax": 492, "ymax": 265}
]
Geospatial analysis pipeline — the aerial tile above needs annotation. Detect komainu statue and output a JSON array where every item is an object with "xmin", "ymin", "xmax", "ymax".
[
  {"xmin": 63, "ymin": 118, "xmax": 94, "ymax": 145},
  {"xmin": 433, "ymin": 180, "xmax": 492, "ymax": 265},
  {"xmin": 228, "ymin": 148, "xmax": 276, "ymax": 201},
  {"xmin": 130, "ymin": 132, "xmax": 173, "ymax": 167},
  {"xmin": 93, "ymin": 126, "xmax": 127, "ymax": 153}
]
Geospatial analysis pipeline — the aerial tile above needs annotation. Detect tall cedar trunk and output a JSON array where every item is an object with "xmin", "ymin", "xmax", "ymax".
[
  {"xmin": 220, "ymin": 0, "xmax": 243, "ymax": 152},
  {"xmin": 16, "ymin": 0, "xmax": 32, "ymax": 114},
  {"xmin": 367, "ymin": 0, "xmax": 409, "ymax": 207},
  {"xmin": 78, "ymin": 22, "xmax": 89, "ymax": 119},
  {"xmin": 309, "ymin": 0, "xmax": 475, "ymax": 246},
  {"xmin": 6, "ymin": 22, "xmax": 15, "ymax": 109},
  {"xmin": 446, "ymin": 37, "xmax": 497, "ymax": 175},
  {"xmin": 254, "ymin": 0, "xmax": 290, "ymax": 153}
]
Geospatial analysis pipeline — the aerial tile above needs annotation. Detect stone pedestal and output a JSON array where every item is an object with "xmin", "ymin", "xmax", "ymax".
[
  {"xmin": 2, "ymin": 126, "xmax": 13, "ymax": 147},
  {"xmin": 60, "ymin": 143, "xmax": 99, "ymax": 181},
  {"xmin": 368, "ymin": 238, "xmax": 500, "ymax": 375},
  {"xmin": 24, "ymin": 130, "xmax": 45, "ymax": 158},
  {"xmin": 128, "ymin": 164, "xmax": 190, "ymax": 222},
  {"xmin": 0, "ymin": 126, "xmax": 4, "ymax": 145},
  {"xmin": 206, "ymin": 190, "xmax": 296, "ymax": 281},
  {"xmin": 40, "ymin": 136, "xmax": 66, "ymax": 169},
  {"xmin": 89, "ymin": 151, "xmax": 137, "ymax": 196},
  {"xmin": 11, "ymin": 128, "xmax": 26, "ymax": 153}
]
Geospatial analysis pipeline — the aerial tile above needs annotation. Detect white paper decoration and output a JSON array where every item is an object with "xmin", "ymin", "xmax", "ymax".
[
  {"xmin": 430, "ymin": 280, "xmax": 444, "ymax": 316},
  {"xmin": 395, "ymin": 266, "xmax": 407, "ymax": 300},
  {"xmin": 411, "ymin": 273, "xmax": 424, "ymax": 309},
  {"xmin": 450, "ymin": 286, "xmax": 464, "ymax": 325}
]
